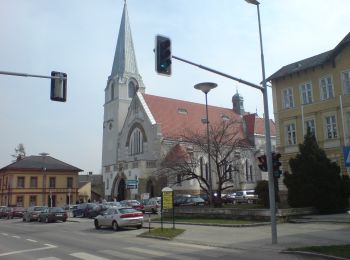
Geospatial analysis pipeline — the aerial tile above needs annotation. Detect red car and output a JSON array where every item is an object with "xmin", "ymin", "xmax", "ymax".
[
  {"xmin": 120, "ymin": 200, "xmax": 144, "ymax": 213},
  {"xmin": 0, "ymin": 207, "xmax": 25, "ymax": 219}
]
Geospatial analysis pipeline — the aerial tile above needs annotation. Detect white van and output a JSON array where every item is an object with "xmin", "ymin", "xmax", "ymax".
[{"xmin": 234, "ymin": 190, "xmax": 258, "ymax": 204}]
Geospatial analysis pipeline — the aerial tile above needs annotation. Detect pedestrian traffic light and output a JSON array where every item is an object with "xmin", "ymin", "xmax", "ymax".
[
  {"xmin": 50, "ymin": 71, "xmax": 67, "ymax": 102},
  {"xmin": 272, "ymin": 152, "xmax": 282, "ymax": 178},
  {"xmin": 155, "ymin": 35, "xmax": 171, "ymax": 76},
  {"xmin": 257, "ymin": 154, "xmax": 267, "ymax": 172}
]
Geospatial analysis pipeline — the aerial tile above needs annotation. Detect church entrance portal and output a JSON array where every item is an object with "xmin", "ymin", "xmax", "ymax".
[
  {"xmin": 117, "ymin": 179, "xmax": 126, "ymax": 201},
  {"xmin": 146, "ymin": 179, "xmax": 155, "ymax": 198}
]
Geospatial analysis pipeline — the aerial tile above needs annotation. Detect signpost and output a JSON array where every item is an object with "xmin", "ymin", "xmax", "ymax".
[
  {"xmin": 126, "ymin": 180, "xmax": 138, "ymax": 189},
  {"xmin": 161, "ymin": 187, "xmax": 174, "ymax": 230},
  {"xmin": 343, "ymin": 146, "xmax": 350, "ymax": 168}
]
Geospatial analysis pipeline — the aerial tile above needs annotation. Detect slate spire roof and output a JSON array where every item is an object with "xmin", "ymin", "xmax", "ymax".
[
  {"xmin": 0, "ymin": 155, "xmax": 83, "ymax": 172},
  {"xmin": 111, "ymin": 1, "xmax": 139, "ymax": 77}
]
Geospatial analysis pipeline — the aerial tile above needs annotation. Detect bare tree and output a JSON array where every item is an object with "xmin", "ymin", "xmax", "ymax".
[
  {"xmin": 158, "ymin": 119, "xmax": 251, "ymax": 205},
  {"xmin": 12, "ymin": 143, "xmax": 26, "ymax": 161}
]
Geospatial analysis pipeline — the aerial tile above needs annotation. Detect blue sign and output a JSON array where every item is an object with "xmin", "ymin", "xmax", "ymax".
[{"xmin": 343, "ymin": 146, "xmax": 350, "ymax": 168}]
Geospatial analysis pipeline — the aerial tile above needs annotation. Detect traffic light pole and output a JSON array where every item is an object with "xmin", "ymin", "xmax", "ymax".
[
  {"xmin": 0, "ymin": 70, "xmax": 66, "ymax": 80},
  {"xmin": 171, "ymin": 54, "xmax": 277, "ymax": 244}
]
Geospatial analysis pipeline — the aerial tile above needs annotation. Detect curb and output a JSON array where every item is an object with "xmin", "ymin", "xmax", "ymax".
[
  {"xmin": 281, "ymin": 250, "xmax": 350, "ymax": 260},
  {"xmin": 151, "ymin": 221, "xmax": 270, "ymax": 227}
]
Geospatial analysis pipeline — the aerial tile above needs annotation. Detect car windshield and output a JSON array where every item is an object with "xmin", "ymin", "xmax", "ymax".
[
  {"xmin": 236, "ymin": 192, "xmax": 243, "ymax": 196},
  {"xmin": 119, "ymin": 208, "xmax": 138, "ymax": 214},
  {"xmin": 50, "ymin": 207, "xmax": 64, "ymax": 213}
]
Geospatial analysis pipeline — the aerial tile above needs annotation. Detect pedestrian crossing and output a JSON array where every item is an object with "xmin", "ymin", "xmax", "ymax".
[{"xmin": 34, "ymin": 242, "xmax": 239, "ymax": 260}]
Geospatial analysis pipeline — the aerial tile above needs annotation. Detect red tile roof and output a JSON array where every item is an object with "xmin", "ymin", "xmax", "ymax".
[{"xmin": 143, "ymin": 94, "xmax": 246, "ymax": 141}]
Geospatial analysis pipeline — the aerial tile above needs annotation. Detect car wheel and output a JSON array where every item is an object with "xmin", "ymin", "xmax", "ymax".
[
  {"xmin": 94, "ymin": 219, "xmax": 101, "ymax": 229},
  {"xmin": 112, "ymin": 221, "xmax": 118, "ymax": 231},
  {"xmin": 38, "ymin": 217, "xmax": 41, "ymax": 222},
  {"xmin": 136, "ymin": 224, "xmax": 142, "ymax": 229},
  {"xmin": 26, "ymin": 216, "xmax": 30, "ymax": 222},
  {"xmin": 22, "ymin": 217, "xmax": 25, "ymax": 222},
  {"xmin": 152, "ymin": 208, "xmax": 156, "ymax": 214},
  {"xmin": 63, "ymin": 219, "xmax": 67, "ymax": 222}
]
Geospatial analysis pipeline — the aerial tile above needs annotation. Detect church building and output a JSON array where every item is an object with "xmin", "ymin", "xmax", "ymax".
[{"xmin": 101, "ymin": 2, "xmax": 276, "ymax": 201}]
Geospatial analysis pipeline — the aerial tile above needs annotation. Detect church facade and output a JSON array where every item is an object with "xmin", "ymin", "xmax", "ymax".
[{"xmin": 101, "ymin": 3, "xmax": 276, "ymax": 201}]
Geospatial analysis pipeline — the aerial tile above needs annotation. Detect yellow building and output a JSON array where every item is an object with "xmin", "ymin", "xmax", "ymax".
[
  {"xmin": 267, "ymin": 32, "xmax": 350, "ymax": 180},
  {"xmin": 0, "ymin": 155, "xmax": 82, "ymax": 208}
]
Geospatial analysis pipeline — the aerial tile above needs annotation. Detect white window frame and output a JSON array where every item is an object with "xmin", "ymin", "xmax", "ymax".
[
  {"xmin": 300, "ymin": 82, "xmax": 313, "ymax": 104},
  {"xmin": 341, "ymin": 70, "xmax": 350, "ymax": 95},
  {"xmin": 282, "ymin": 88, "xmax": 294, "ymax": 109},
  {"xmin": 325, "ymin": 115, "xmax": 338, "ymax": 139},
  {"xmin": 320, "ymin": 75, "xmax": 334, "ymax": 100},
  {"xmin": 286, "ymin": 123, "xmax": 296, "ymax": 145},
  {"xmin": 304, "ymin": 118, "xmax": 316, "ymax": 136}
]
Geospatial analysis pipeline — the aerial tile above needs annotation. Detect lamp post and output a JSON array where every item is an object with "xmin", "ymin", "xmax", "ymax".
[
  {"xmin": 194, "ymin": 82, "xmax": 217, "ymax": 206},
  {"xmin": 245, "ymin": 0, "xmax": 277, "ymax": 244}
]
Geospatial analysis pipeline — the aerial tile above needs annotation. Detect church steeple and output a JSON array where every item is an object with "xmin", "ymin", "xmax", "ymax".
[{"xmin": 111, "ymin": 1, "xmax": 139, "ymax": 77}]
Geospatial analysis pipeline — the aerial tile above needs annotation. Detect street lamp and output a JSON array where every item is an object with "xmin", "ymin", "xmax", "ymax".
[
  {"xmin": 194, "ymin": 82, "xmax": 217, "ymax": 206},
  {"xmin": 245, "ymin": 0, "xmax": 278, "ymax": 244}
]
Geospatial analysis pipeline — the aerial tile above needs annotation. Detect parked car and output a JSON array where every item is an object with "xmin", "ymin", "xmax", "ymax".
[
  {"xmin": 72, "ymin": 203, "xmax": 96, "ymax": 217},
  {"xmin": 0, "ymin": 207, "xmax": 12, "ymax": 219},
  {"xmin": 143, "ymin": 198, "xmax": 161, "ymax": 213},
  {"xmin": 86, "ymin": 204, "xmax": 111, "ymax": 218},
  {"xmin": 222, "ymin": 193, "xmax": 236, "ymax": 204},
  {"xmin": 234, "ymin": 190, "xmax": 258, "ymax": 204},
  {"xmin": 174, "ymin": 195, "xmax": 191, "ymax": 206},
  {"xmin": 23, "ymin": 206, "xmax": 48, "ymax": 222},
  {"xmin": 5, "ymin": 207, "xmax": 26, "ymax": 218},
  {"xmin": 94, "ymin": 207, "xmax": 143, "ymax": 231},
  {"xmin": 181, "ymin": 196, "xmax": 206, "ymax": 206},
  {"xmin": 38, "ymin": 207, "xmax": 68, "ymax": 223},
  {"xmin": 103, "ymin": 201, "xmax": 122, "ymax": 208},
  {"xmin": 120, "ymin": 200, "xmax": 144, "ymax": 213}
]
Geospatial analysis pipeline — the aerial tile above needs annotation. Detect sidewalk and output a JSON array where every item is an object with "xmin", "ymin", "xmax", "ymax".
[{"xmin": 147, "ymin": 213, "xmax": 350, "ymax": 254}]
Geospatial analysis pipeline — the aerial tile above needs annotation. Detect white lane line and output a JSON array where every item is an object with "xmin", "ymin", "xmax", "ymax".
[
  {"xmin": 0, "ymin": 244, "xmax": 57, "ymax": 257},
  {"xmin": 124, "ymin": 247, "xmax": 168, "ymax": 257},
  {"xmin": 26, "ymin": 239, "xmax": 38, "ymax": 243},
  {"xmin": 70, "ymin": 252, "xmax": 109, "ymax": 260},
  {"xmin": 37, "ymin": 257, "xmax": 61, "ymax": 260},
  {"xmin": 1, "ymin": 233, "xmax": 8, "ymax": 236},
  {"xmin": 100, "ymin": 249, "xmax": 146, "ymax": 260},
  {"xmin": 12, "ymin": 235, "xmax": 21, "ymax": 239},
  {"xmin": 168, "ymin": 242, "xmax": 216, "ymax": 250}
]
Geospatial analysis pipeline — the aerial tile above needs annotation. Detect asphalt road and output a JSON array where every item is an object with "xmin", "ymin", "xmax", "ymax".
[{"xmin": 0, "ymin": 217, "xmax": 327, "ymax": 259}]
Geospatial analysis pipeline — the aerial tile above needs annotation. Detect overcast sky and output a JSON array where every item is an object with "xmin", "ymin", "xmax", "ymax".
[{"xmin": 0, "ymin": 0, "xmax": 349, "ymax": 174}]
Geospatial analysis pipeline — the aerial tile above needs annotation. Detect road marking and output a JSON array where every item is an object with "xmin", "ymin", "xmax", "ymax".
[
  {"xmin": 1, "ymin": 233, "xmax": 8, "ymax": 236},
  {"xmin": 12, "ymin": 235, "xmax": 20, "ymax": 239},
  {"xmin": 0, "ymin": 244, "xmax": 57, "ymax": 256},
  {"xmin": 124, "ymin": 247, "xmax": 168, "ymax": 257},
  {"xmin": 70, "ymin": 252, "xmax": 109, "ymax": 260},
  {"xmin": 168, "ymin": 242, "xmax": 216, "ymax": 250},
  {"xmin": 100, "ymin": 249, "xmax": 146, "ymax": 260},
  {"xmin": 26, "ymin": 239, "xmax": 38, "ymax": 243},
  {"xmin": 37, "ymin": 257, "xmax": 61, "ymax": 260}
]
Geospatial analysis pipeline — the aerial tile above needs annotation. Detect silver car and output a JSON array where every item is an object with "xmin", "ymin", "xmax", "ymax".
[
  {"xmin": 94, "ymin": 207, "xmax": 143, "ymax": 231},
  {"xmin": 23, "ymin": 206, "xmax": 48, "ymax": 222}
]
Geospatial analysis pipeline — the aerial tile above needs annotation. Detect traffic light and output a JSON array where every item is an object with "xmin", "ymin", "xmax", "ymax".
[
  {"xmin": 155, "ymin": 35, "xmax": 171, "ymax": 75},
  {"xmin": 257, "ymin": 155, "xmax": 267, "ymax": 172},
  {"xmin": 50, "ymin": 71, "xmax": 67, "ymax": 102},
  {"xmin": 272, "ymin": 152, "xmax": 282, "ymax": 178}
]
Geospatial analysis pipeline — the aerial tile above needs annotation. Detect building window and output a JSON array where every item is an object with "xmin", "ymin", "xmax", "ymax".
[
  {"xmin": 300, "ymin": 82, "xmax": 313, "ymax": 104},
  {"xmin": 305, "ymin": 119, "xmax": 316, "ymax": 136},
  {"xmin": 16, "ymin": 196, "xmax": 24, "ymax": 207},
  {"xmin": 320, "ymin": 75, "xmax": 334, "ymax": 100},
  {"xmin": 129, "ymin": 128, "xmax": 143, "ymax": 155},
  {"xmin": 49, "ymin": 177, "xmax": 56, "ymax": 188},
  {"xmin": 128, "ymin": 81, "xmax": 137, "ymax": 98},
  {"xmin": 67, "ymin": 177, "xmax": 73, "ymax": 188},
  {"xmin": 176, "ymin": 174, "xmax": 182, "ymax": 186},
  {"xmin": 286, "ymin": 123, "xmax": 296, "ymax": 145},
  {"xmin": 342, "ymin": 70, "xmax": 350, "ymax": 95},
  {"xmin": 17, "ymin": 177, "xmax": 25, "ymax": 188},
  {"xmin": 325, "ymin": 115, "xmax": 337, "ymax": 139},
  {"xmin": 30, "ymin": 177, "xmax": 38, "ymax": 188},
  {"xmin": 282, "ymin": 88, "xmax": 294, "ymax": 109},
  {"xmin": 29, "ymin": 195, "xmax": 36, "ymax": 206}
]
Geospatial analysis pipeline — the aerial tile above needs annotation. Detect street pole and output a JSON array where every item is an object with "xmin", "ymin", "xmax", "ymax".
[
  {"xmin": 204, "ymin": 93, "xmax": 213, "ymax": 206},
  {"xmin": 250, "ymin": 1, "xmax": 278, "ymax": 244}
]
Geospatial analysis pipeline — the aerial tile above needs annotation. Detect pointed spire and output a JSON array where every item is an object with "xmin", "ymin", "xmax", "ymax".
[{"xmin": 111, "ymin": 1, "xmax": 139, "ymax": 77}]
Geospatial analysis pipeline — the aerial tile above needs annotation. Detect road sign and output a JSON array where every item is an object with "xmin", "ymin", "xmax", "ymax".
[
  {"xmin": 126, "ymin": 180, "xmax": 138, "ymax": 189},
  {"xmin": 344, "ymin": 146, "xmax": 350, "ymax": 168},
  {"xmin": 162, "ymin": 187, "xmax": 173, "ymax": 209}
]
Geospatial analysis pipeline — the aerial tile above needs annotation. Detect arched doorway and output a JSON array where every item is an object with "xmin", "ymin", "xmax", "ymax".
[
  {"xmin": 146, "ymin": 179, "xmax": 155, "ymax": 198},
  {"xmin": 117, "ymin": 179, "xmax": 126, "ymax": 201}
]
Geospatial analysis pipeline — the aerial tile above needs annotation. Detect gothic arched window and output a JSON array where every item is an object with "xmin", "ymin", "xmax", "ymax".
[
  {"xmin": 128, "ymin": 79, "xmax": 138, "ymax": 98},
  {"xmin": 129, "ymin": 128, "xmax": 143, "ymax": 155}
]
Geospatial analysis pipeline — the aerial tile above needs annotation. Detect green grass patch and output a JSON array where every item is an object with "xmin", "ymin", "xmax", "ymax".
[
  {"xmin": 288, "ymin": 244, "xmax": 350, "ymax": 258},
  {"xmin": 154, "ymin": 216, "xmax": 260, "ymax": 225},
  {"xmin": 141, "ymin": 228, "xmax": 185, "ymax": 239}
]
